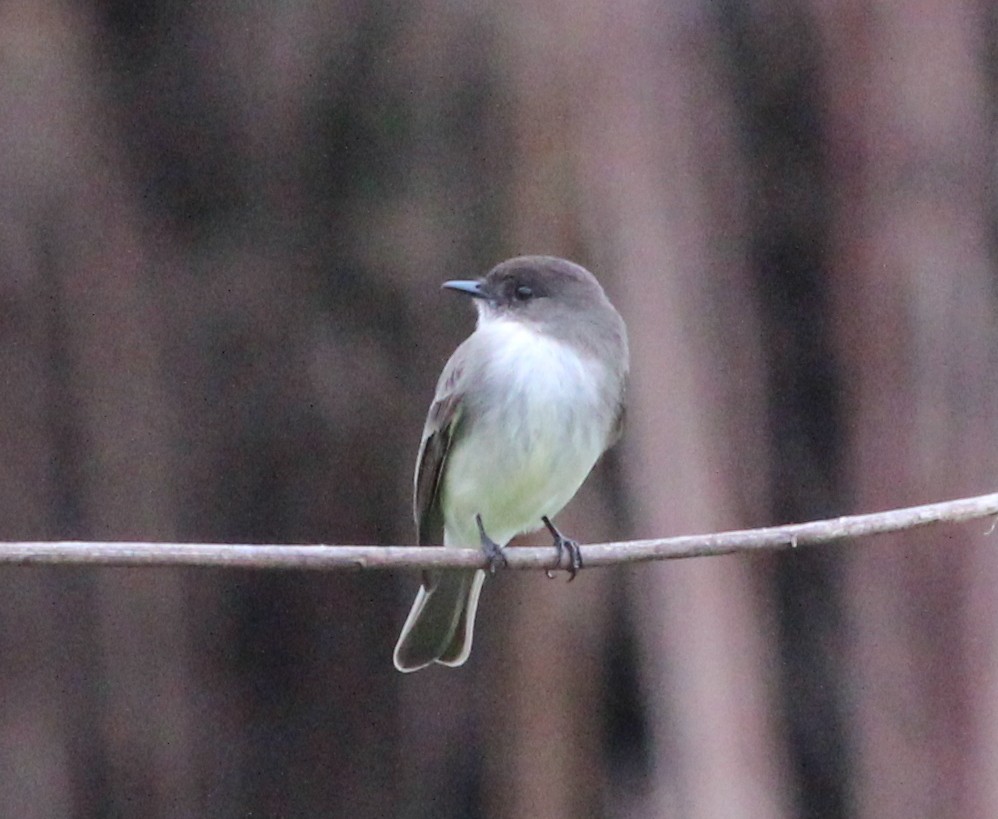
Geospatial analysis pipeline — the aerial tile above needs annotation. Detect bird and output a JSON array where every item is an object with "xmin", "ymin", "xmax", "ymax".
[{"xmin": 393, "ymin": 255, "xmax": 629, "ymax": 672}]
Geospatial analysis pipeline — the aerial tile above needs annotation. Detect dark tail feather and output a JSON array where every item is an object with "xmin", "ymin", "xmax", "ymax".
[{"xmin": 393, "ymin": 570, "xmax": 485, "ymax": 672}]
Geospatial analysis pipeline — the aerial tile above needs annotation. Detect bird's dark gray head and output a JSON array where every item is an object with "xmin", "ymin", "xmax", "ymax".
[
  {"xmin": 442, "ymin": 255, "xmax": 628, "ymax": 363},
  {"xmin": 444, "ymin": 255, "xmax": 609, "ymax": 319}
]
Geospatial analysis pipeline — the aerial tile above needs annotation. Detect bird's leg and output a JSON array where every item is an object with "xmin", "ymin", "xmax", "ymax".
[
  {"xmin": 542, "ymin": 515, "xmax": 583, "ymax": 581},
  {"xmin": 476, "ymin": 513, "xmax": 508, "ymax": 574}
]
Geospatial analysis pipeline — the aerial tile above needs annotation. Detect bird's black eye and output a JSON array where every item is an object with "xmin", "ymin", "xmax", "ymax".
[{"xmin": 514, "ymin": 285, "xmax": 533, "ymax": 301}]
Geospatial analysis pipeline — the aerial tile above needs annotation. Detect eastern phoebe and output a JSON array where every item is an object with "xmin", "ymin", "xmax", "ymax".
[{"xmin": 393, "ymin": 256, "xmax": 629, "ymax": 672}]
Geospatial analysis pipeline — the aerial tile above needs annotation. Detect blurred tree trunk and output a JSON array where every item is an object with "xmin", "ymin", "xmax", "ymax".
[
  {"xmin": 149, "ymin": 4, "xmax": 422, "ymax": 816},
  {"xmin": 722, "ymin": 5, "xmax": 851, "ymax": 815},
  {"xmin": 0, "ymin": 5, "xmax": 75, "ymax": 816},
  {"xmin": 0, "ymin": 2, "xmax": 196, "ymax": 815},
  {"xmin": 817, "ymin": 2, "xmax": 998, "ymax": 816}
]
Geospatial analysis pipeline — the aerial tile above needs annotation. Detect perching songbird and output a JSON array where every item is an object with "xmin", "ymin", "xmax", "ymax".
[{"xmin": 393, "ymin": 256, "xmax": 629, "ymax": 672}]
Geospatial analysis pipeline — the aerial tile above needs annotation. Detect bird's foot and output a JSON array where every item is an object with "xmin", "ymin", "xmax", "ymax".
[
  {"xmin": 476, "ymin": 513, "xmax": 508, "ymax": 574},
  {"xmin": 542, "ymin": 516, "xmax": 583, "ymax": 581}
]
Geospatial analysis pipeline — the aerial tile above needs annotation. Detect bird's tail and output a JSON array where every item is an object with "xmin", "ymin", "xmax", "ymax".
[{"xmin": 393, "ymin": 569, "xmax": 486, "ymax": 672}]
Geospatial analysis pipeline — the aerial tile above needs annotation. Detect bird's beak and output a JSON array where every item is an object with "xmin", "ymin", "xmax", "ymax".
[{"xmin": 442, "ymin": 279, "xmax": 489, "ymax": 299}]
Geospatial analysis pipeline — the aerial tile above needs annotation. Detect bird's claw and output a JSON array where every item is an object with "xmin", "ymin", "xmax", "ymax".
[
  {"xmin": 542, "ymin": 515, "xmax": 583, "ymax": 581},
  {"xmin": 476, "ymin": 513, "xmax": 508, "ymax": 574}
]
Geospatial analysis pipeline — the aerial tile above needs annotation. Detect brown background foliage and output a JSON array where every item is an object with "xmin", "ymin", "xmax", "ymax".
[{"xmin": 1, "ymin": 2, "xmax": 997, "ymax": 817}]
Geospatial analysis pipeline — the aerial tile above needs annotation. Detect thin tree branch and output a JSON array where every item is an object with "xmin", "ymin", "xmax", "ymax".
[{"xmin": 0, "ymin": 492, "xmax": 994, "ymax": 572}]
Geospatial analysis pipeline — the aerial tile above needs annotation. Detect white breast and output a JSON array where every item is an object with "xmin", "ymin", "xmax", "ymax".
[{"xmin": 440, "ymin": 318, "xmax": 610, "ymax": 547}]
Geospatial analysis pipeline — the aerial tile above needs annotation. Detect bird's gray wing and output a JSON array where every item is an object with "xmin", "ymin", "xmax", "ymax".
[
  {"xmin": 606, "ymin": 376, "xmax": 627, "ymax": 448},
  {"xmin": 413, "ymin": 351, "xmax": 467, "ymax": 557}
]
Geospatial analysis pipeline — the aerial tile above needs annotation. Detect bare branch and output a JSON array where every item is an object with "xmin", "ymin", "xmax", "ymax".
[{"xmin": 2, "ymin": 491, "xmax": 995, "ymax": 572}]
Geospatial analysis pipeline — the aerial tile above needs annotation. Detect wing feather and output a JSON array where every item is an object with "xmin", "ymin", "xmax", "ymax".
[{"xmin": 413, "ymin": 355, "xmax": 466, "ymax": 549}]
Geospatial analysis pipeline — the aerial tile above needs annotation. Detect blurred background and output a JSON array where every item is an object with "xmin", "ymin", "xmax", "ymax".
[{"xmin": 2, "ymin": 1, "xmax": 997, "ymax": 817}]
